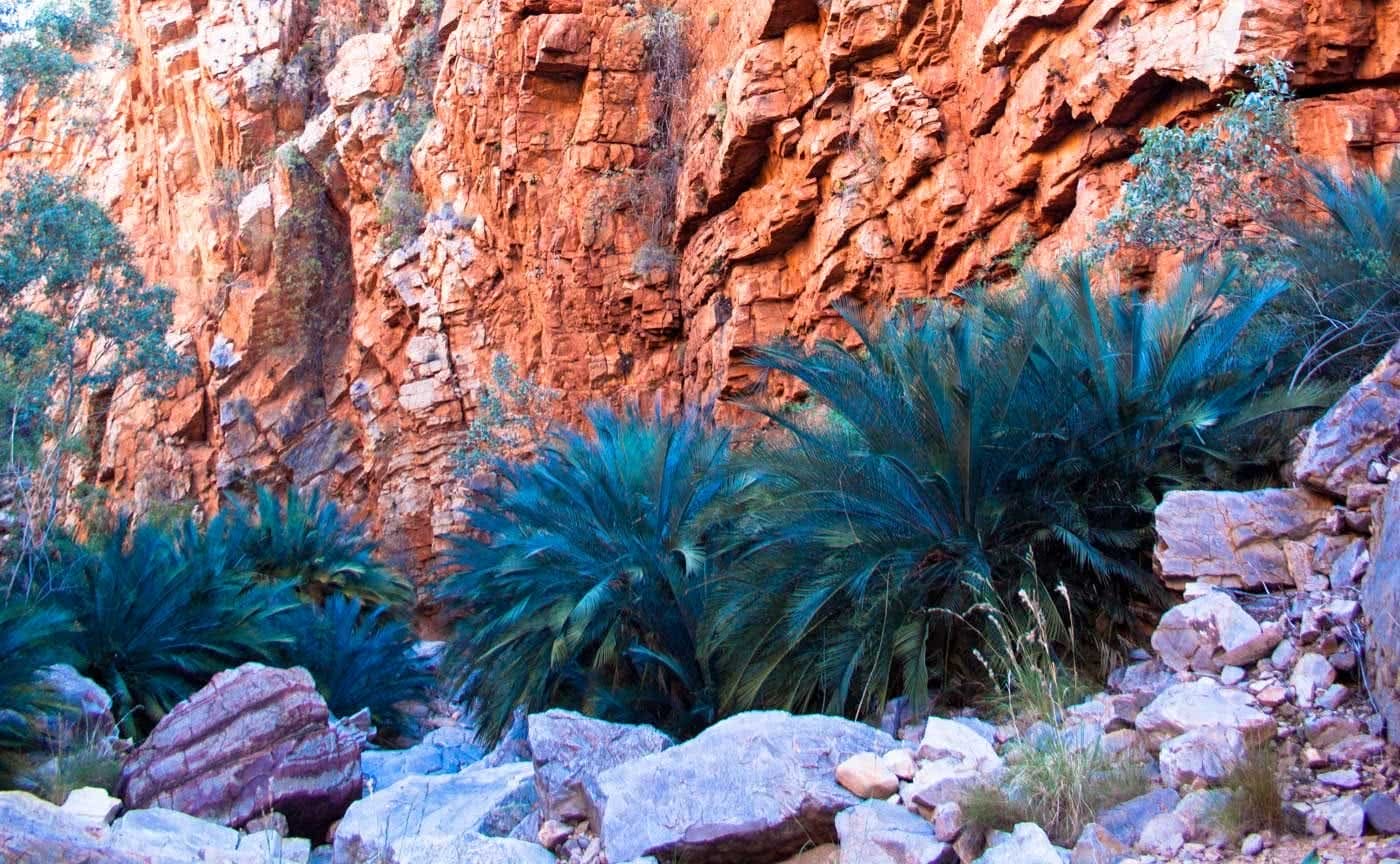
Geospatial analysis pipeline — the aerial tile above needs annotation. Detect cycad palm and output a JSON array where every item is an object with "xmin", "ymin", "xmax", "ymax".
[
  {"xmin": 440, "ymin": 403, "xmax": 740, "ymax": 743},
  {"xmin": 0, "ymin": 599, "xmax": 73, "ymax": 751},
  {"xmin": 61, "ymin": 518, "xmax": 298, "ymax": 737},
  {"xmin": 716, "ymin": 260, "xmax": 1320, "ymax": 720},
  {"xmin": 228, "ymin": 486, "xmax": 412, "ymax": 608}
]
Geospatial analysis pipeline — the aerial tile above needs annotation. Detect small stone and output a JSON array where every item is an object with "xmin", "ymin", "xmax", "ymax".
[
  {"xmin": 881, "ymin": 749, "xmax": 917, "ymax": 781},
  {"xmin": 1241, "ymin": 833, "xmax": 1265, "ymax": 855},
  {"xmin": 1318, "ymin": 768, "xmax": 1363, "ymax": 790},
  {"xmin": 538, "ymin": 819, "xmax": 572, "ymax": 850},
  {"xmin": 1329, "ymin": 651, "xmax": 1357, "ymax": 672},
  {"xmin": 59, "ymin": 787, "xmax": 121, "ymax": 824},
  {"xmin": 1071, "ymin": 822, "xmax": 1128, "ymax": 864},
  {"xmin": 933, "ymin": 801, "xmax": 963, "ymax": 842},
  {"xmin": 1290, "ymin": 653, "xmax": 1337, "ymax": 707},
  {"xmin": 1257, "ymin": 685, "xmax": 1289, "ymax": 707},
  {"xmin": 1322, "ymin": 795, "xmax": 1367, "ymax": 837},
  {"xmin": 1365, "ymin": 793, "xmax": 1400, "ymax": 835},
  {"xmin": 1136, "ymin": 812, "xmax": 1186, "ymax": 856},
  {"xmin": 836, "ymin": 752, "xmax": 900, "ymax": 799},
  {"xmin": 1220, "ymin": 666, "xmax": 1246, "ymax": 685},
  {"xmin": 1270, "ymin": 639, "xmax": 1298, "ymax": 670},
  {"xmin": 1318, "ymin": 684, "xmax": 1350, "ymax": 709}
]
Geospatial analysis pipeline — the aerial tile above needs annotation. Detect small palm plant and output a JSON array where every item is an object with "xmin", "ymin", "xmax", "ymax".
[
  {"xmin": 440, "ymin": 403, "xmax": 742, "ymax": 743},
  {"xmin": 0, "ymin": 599, "xmax": 73, "ymax": 752},
  {"xmin": 61, "ymin": 518, "xmax": 298, "ymax": 737},
  {"xmin": 280, "ymin": 594, "xmax": 433, "ymax": 735},
  {"xmin": 228, "ymin": 485, "xmax": 413, "ymax": 608}
]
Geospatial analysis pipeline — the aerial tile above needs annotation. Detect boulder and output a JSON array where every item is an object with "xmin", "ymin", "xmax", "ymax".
[
  {"xmin": 1095, "ymin": 789, "xmax": 1180, "ymax": 848},
  {"xmin": 61, "ymin": 787, "xmax": 122, "ymax": 825},
  {"xmin": 367, "ymin": 832, "xmax": 555, "ymax": 864},
  {"xmin": 1135, "ymin": 812, "xmax": 1185, "ymax": 856},
  {"xmin": 916, "ymin": 717, "xmax": 1003, "ymax": 771},
  {"xmin": 835, "ymin": 799, "xmax": 955, "ymax": 864},
  {"xmin": 110, "ymin": 808, "xmax": 243, "ymax": 860},
  {"xmin": 905, "ymin": 757, "xmax": 985, "ymax": 809},
  {"xmin": 1135, "ymin": 678, "xmax": 1276, "ymax": 750},
  {"xmin": 118, "ymin": 664, "xmax": 362, "ymax": 838},
  {"xmin": 973, "ymin": 822, "xmax": 1064, "ymax": 864},
  {"xmin": 527, "ymin": 709, "xmax": 673, "ymax": 823},
  {"xmin": 332, "ymin": 761, "xmax": 536, "ymax": 864},
  {"xmin": 1158, "ymin": 726, "xmax": 1246, "ymax": 787},
  {"xmin": 0, "ymin": 790, "xmax": 145, "ymax": 864},
  {"xmin": 1290, "ymin": 652, "xmax": 1338, "ymax": 707},
  {"xmin": 1365, "ymin": 479, "xmax": 1400, "ymax": 743},
  {"xmin": 34, "ymin": 664, "xmax": 118, "ymax": 747},
  {"xmin": 361, "ymin": 726, "xmax": 485, "ymax": 793},
  {"xmin": 836, "ymin": 752, "xmax": 900, "ymax": 799},
  {"xmin": 1153, "ymin": 488, "xmax": 1333, "ymax": 589},
  {"xmin": 591, "ymin": 710, "xmax": 897, "ymax": 863},
  {"xmin": 1070, "ymin": 822, "xmax": 1129, "ymax": 864},
  {"xmin": 1150, "ymin": 591, "xmax": 1279, "ymax": 673},
  {"xmin": 1295, "ymin": 340, "xmax": 1400, "ymax": 498}
]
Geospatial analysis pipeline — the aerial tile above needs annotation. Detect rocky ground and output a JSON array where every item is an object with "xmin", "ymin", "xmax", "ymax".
[{"xmin": 7, "ymin": 326, "xmax": 1400, "ymax": 864}]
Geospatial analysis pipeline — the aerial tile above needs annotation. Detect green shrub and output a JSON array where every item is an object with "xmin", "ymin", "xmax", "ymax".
[
  {"xmin": 226, "ymin": 486, "xmax": 413, "ymax": 608},
  {"xmin": 279, "ymin": 595, "xmax": 432, "ymax": 735},
  {"xmin": 440, "ymin": 404, "xmax": 741, "ymax": 743},
  {"xmin": 713, "ymin": 259, "xmax": 1322, "ymax": 719},
  {"xmin": 0, "ymin": 600, "xmax": 73, "ymax": 752},
  {"xmin": 0, "ymin": 0, "xmax": 115, "ymax": 103},
  {"xmin": 60, "ymin": 518, "xmax": 298, "ymax": 738}
]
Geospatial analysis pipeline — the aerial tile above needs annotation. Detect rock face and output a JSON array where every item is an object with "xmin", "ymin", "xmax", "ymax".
[
  {"xmin": 6, "ymin": 0, "xmax": 1400, "ymax": 581},
  {"xmin": 118, "ymin": 664, "xmax": 363, "ymax": 838},
  {"xmin": 527, "ymin": 708, "xmax": 674, "ymax": 823},
  {"xmin": 590, "ymin": 710, "xmax": 897, "ymax": 863},
  {"xmin": 1153, "ymin": 489, "xmax": 1335, "ymax": 589},
  {"xmin": 1366, "ymin": 474, "xmax": 1400, "ymax": 743},
  {"xmin": 1296, "ymin": 341, "xmax": 1400, "ymax": 498}
]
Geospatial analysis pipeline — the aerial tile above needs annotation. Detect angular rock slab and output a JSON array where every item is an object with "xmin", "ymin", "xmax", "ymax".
[
  {"xmin": 0, "ymin": 790, "xmax": 145, "ymax": 864},
  {"xmin": 331, "ymin": 761, "xmax": 536, "ymax": 864},
  {"xmin": 1295, "ymin": 339, "xmax": 1400, "ymax": 498},
  {"xmin": 591, "ymin": 710, "xmax": 897, "ymax": 863},
  {"xmin": 370, "ymin": 832, "xmax": 555, "ymax": 864},
  {"xmin": 118, "ymin": 663, "xmax": 363, "ymax": 838},
  {"xmin": 1150, "ymin": 590, "xmax": 1276, "ymax": 673},
  {"xmin": 361, "ymin": 726, "xmax": 485, "ymax": 793},
  {"xmin": 1158, "ymin": 726, "xmax": 1245, "ymax": 787},
  {"xmin": 973, "ymin": 822, "xmax": 1064, "ymax": 864},
  {"xmin": 1135, "ymin": 678, "xmax": 1276, "ymax": 751},
  {"xmin": 835, "ymin": 800, "xmax": 955, "ymax": 864},
  {"xmin": 1153, "ymin": 488, "xmax": 1332, "ymax": 589},
  {"xmin": 1366, "ymin": 478, "xmax": 1400, "ymax": 743},
  {"xmin": 527, "ymin": 708, "xmax": 673, "ymax": 823}
]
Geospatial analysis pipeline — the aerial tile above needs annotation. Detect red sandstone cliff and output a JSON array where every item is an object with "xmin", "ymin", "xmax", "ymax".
[{"xmin": 4, "ymin": 0, "xmax": 1398, "ymax": 586}]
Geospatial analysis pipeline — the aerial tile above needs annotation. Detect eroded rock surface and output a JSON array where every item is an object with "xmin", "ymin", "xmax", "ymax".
[{"xmin": 118, "ymin": 663, "xmax": 363, "ymax": 838}]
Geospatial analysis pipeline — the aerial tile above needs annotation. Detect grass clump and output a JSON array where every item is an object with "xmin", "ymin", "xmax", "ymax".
[{"xmin": 1215, "ymin": 745, "xmax": 1286, "ymax": 838}]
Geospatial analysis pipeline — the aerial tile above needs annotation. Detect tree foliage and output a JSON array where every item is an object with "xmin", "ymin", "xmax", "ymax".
[{"xmin": 0, "ymin": 0, "xmax": 114, "ymax": 104}]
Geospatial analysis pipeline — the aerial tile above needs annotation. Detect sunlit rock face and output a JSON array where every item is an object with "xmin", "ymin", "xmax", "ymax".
[{"xmin": 4, "ymin": 0, "xmax": 1399, "ymax": 585}]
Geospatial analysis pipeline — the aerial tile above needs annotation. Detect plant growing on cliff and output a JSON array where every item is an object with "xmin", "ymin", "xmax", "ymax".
[
  {"xmin": 0, "ymin": 0, "xmax": 115, "ymax": 105},
  {"xmin": 440, "ymin": 403, "xmax": 742, "ymax": 743},
  {"xmin": 0, "ymin": 170, "xmax": 182, "ymax": 597},
  {"xmin": 1099, "ymin": 59, "xmax": 1295, "ymax": 259},
  {"xmin": 226, "ymin": 485, "xmax": 413, "ymax": 609},
  {"xmin": 278, "ymin": 594, "xmax": 432, "ymax": 735},
  {"xmin": 59, "ymin": 517, "xmax": 298, "ymax": 737},
  {"xmin": 456, "ymin": 353, "xmax": 559, "ymax": 472}
]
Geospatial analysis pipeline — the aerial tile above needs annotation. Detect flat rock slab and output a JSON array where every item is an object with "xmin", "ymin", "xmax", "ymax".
[
  {"xmin": 1153, "ymin": 488, "xmax": 1332, "ymax": 589},
  {"xmin": 528, "ymin": 708, "xmax": 673, "ymax": 823},
  {"xmin": 592, "ymin": 710, "xmax": 897, "ymax": 864},
  {"xmin": 332, "ymin": 761, "xmax": 536, "ymax": 864}
]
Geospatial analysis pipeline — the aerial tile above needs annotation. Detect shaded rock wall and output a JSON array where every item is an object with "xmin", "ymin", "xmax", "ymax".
[{"xmin": 4, "ymin": 0, "xmax": 1400, "ymax": 588}]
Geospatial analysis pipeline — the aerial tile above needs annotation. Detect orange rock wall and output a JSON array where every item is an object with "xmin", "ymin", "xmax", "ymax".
[{"xmin": 5, "ymin": 0, "xmax": 1400, "ymax": 587}]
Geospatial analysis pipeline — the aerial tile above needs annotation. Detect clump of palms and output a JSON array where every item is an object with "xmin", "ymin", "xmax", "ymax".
[
  {"xmin": 712, "ymin": 258, "xmax": 1323, "ymax": 720},
  {"xmin": 0, "ymin": 598, "xmax": 74, "ymax": 789},
  {"xmin": 280, "ymin": 594, "xmax": 433, "ymax": 735},
  {"xmin": 1265, "ymin": 160, "xmax": 1400, "ymax": 387},
  {"xmin": 227, "ymin": 485, "xmax": 413, "ymax": 608},
  {"xmin": 59, "ymin": 518, "xmax": 298, "ymax": 737},
  {"xmin": 440, "ymin": 403, "xmax": 744, "ymax": 743}
]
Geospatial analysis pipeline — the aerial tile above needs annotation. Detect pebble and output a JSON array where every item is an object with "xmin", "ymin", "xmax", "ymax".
[{"xmin": 1241, "ymin": 833, "xmax": 1264, "ymax": 856}]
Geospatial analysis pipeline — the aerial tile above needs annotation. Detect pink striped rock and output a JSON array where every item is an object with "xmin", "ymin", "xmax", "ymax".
[{"xmin": 118, "ymin": 663, "xmax": 363, "ymax": 838}]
